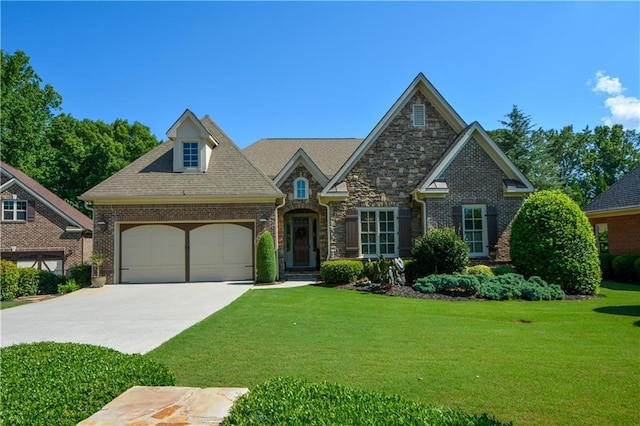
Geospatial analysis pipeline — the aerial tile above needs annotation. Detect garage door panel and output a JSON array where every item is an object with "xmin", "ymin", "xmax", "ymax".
[
  {"xmin": 121, "ymin": 225, "xmax": 185, "ymax": 283},
  {"xmin": 190, "ymin": 224, "xmax": 253, "ymax": 282}
]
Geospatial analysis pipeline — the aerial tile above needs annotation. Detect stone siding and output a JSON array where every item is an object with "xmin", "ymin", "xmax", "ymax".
[
  {"xmin": 1, "ymin": 186, "xmax": 92, "ymax": 272},
  {"xmin": 93, "ymin": 202, "xmax": 277, "ymax": 283}
]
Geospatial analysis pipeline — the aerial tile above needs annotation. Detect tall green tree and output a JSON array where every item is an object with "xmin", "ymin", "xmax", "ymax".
[{"xmin": 1, "ymin": 50, "xmax": 62, "ymax": 180}]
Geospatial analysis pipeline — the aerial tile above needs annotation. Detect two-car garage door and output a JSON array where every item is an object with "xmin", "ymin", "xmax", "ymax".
[{"xmin": 120, "ymin": 223, "xmax": 253, "ymax": 283}]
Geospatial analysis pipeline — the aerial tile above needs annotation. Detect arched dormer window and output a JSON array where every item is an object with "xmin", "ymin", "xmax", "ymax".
[{"xmin": 294, "ymin": 177, "xmax": 308, "ymax": 200}]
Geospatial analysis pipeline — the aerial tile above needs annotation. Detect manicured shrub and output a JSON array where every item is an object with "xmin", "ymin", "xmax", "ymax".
[
  {"xmin": 320, "ymin": 260, "xmax": 363, "ymax": 284},
  {"xmin": 492, "ymin": 265, "xmax": 516, "ymax": 276},
  {"xmin": 510, "ymin": 190, "xmax": 601, "ymax": 295},
  {"xmin": 256, "ymin": 231, "xmax": 277, "ymax": 283},
  {"xmin": 1, "ymin": 259, "xmax": 20, "ymax": 300},
  {"xmin": 58, "ymin": 279, "xmax": 79, "ymax": 294},
  {"xmin": 0, "ymin": 342, "xmax": 175, "ymax": 425},
  {"xmin": 224, "ymin": 377, "xmax": 509, "ymax": 426},
  {"xmin": 599, "ymin": 253, "xmax": 615, "ymax": 279},
  {"xmin": 38, "ymin": 270, "xmax": 64, "ymax": 294},
  {"xmin": 612, "ymin": 254, "xmax": 640, "ymax": 282},
  {"xmin": 67, "ymin": 264, "xmax": 92, "ymax": 287},
  {"xmin": 411, "ymin": 227, "xmax": 469, "ymax": 276},
  {"xmin": 17, "ymin": 267, "xmax": 41, "ymax": 297},
  {"xmin": 635, "ymin": 257, "xmax": 640, "ymax": 281},
  {"xmin": 413, "ymin": 274, "xmax": 480, "ymax": 294},
  {"xmin": 465, "ymin": 265, "xmax": 494, "ymax": 276},
  {"xmin": 403, "ymin": 259, "xmax": 417, "ymax": 285}
]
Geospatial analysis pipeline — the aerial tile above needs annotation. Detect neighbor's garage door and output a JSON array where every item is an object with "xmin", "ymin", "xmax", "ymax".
[
  {"xmin": 190, "ymin": 224, "xmax": 253, "ymax": 281},
  {"xmin": 121, "ymin": 225, "xmax": 185, "ymax": 283}
]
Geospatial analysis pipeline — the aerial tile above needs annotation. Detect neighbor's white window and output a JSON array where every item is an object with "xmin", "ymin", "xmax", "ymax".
[
  {"xmin": 294, "ymin": 177, "xmax": 308, "ymax": 200},
  {"xmin": 183, "ymin": 142, "xmax": 199, "ymax": 168},
  {"xmin": 359, "ymin": 208, "xmax": 397, "ymax": 257},
  {"xmin": 2, "ymin": 200, "xmax": 27, "ymax": 221},
  {"xmin": 413, "ymin": 104, "xmax": 426, "ymax": 127},
  {"xmin": 463, "ymin": 204, "xmax": 488, "ymax": 257}
]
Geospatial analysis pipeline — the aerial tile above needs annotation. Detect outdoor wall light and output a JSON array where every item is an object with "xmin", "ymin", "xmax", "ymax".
[{"xmin": 96, "ymin": 220, "xmax": 108, "ymax": 231}]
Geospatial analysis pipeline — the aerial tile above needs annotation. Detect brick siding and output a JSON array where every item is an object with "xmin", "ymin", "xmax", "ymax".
[{"xmin": 589, "ymin": 214, "xmax": 640, "ymax": 256}]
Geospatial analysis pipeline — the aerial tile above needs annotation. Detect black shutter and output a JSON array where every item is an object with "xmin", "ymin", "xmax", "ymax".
[
  {"xmin": 345, "ymin": 209, "xmax": 359, "ymax": 258},
  {"xmin": 487, "ymin": 205, "xmax": 498, "ymax": 248},
  {"xmin": 27, "ymin": 200, "xmax": 36, "ymax": 222},
  {"xmin": 398, "ymin": 208, "xmax": 412, "ymax": 257},
  {"xmin": 451, "ymin": 205, "xmax": 462, "ymax": 237}
]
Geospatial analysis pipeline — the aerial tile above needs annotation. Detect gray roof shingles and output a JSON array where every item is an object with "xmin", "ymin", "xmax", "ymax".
[
  {"xmin": 584, "ymin": 164, "xmax": 640, "ymax": 213},
  {"xmin": 81, "ymin": 116, "xmax": 283, "ymax": 200},
  {"xmin": 243, "ymin": 138, "xmax": 363, "ymax": 179}
]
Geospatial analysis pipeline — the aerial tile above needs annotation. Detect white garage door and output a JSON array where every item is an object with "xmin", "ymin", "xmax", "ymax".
[
  {"xmin": 121, "ymin": 225, "xmax": 185, "ymax": 283},
  {"xmin": 190, "ymin": 224, "xmax": 253, "ymax": 281}
]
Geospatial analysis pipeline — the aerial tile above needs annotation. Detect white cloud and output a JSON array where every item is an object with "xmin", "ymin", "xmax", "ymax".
[
  {"xmin": 592, "ymin": 71, "xmax": 623, "ymax": 95},
  {"xmin": 591, "ymin": 72, "xmax": 640, "ymax": 130}
]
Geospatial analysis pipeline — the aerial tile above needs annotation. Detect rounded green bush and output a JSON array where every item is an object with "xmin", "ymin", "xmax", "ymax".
[
  {"xmin": 492, "ymin": 265, "xmax": 516, "ymax": 276},
  {"xmin": 17, "ymin": 267, "xmax": 41, "ymax": 297},
  {"xmin": 599, "ymin": 253, "xmax": 615, "ymax": 279},
  {"xmin": 612, "ymin": 253, "xmax": 640, "ymax": 282},
  {"xmin": 411, "ymin": 227, "xmax": 469, "ymax": 276},
  {"xmin": 0, "ymin": 342, "xmax": 175, "ymax": 425},
  {"xmin": 67, "ymin": 264, "xmax": 92, "ymax": 287},
  {"xmin": 510, "ymin": 190, "xmax": 601, "ymax": 294},
  {"xmin": 635, "ymin": 257, "xmax": 640, "ymax": 281},
  {"xmin": 465, "ymin": 265, "xmax": 494, "ymax": 276},
  {"xmin": 320, "ymin": 260, "xmax": 363, "ymax": 284},
  {"xmin": 1, "ymin": 259, "xmax": 20, "ymax": 300},
  {"xmin": 256, "ymin": 231, "xmax": 277, "ymax": 283}
]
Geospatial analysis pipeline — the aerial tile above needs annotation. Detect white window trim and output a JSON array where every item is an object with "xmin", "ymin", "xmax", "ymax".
[
  {"xmin": 413, "ymin": 104, "xmax": 426, "ymax": 127},
  {"xmin": 293, "ymin": 177, "xmax": 309, "ymax": 200},
  {"xmin": 357, "ymin": 207, "xmax": 399, "ymax": 258},
  {"xmin": 2, "ymin": 199, "xmax": 27, "ymax": 221},
  {"xmin": 462, "ymin": 204, "xmax": 488, "ymax": 257}
]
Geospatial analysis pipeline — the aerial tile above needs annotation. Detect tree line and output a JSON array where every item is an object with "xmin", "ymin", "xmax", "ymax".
[
  {"xmin": 1, "ymin": 50, "xmax": 159, "ymax": 214},
  {"xmin": 2, "ymin": 50, "xmax": 639, "ymax": 216}
]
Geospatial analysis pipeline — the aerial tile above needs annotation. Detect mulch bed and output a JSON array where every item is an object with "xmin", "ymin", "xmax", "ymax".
[{"xmin": 321, "ymin": 282, "xmax": 602, "ymax": 301}]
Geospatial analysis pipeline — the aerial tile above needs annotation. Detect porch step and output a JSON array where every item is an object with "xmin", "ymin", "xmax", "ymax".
[{"xmin": 282, "ymin": 271, "xmax": 320, "ymax": 282}]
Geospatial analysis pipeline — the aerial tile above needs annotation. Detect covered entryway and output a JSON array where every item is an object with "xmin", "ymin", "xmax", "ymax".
[
  {"xmin": 119, "ymin": 223, "xmax": 254, "ymax": 283},
  {"xmin": 121, "ymin": 225, "xmax": 185, "ymax": 283},
  {"xmin": 189, "ymin": 224, "xmax": 253, "ymax": 281},
  {"xmin": 283, "ymin": 210, "xmax": 319, "ymax": 270}
]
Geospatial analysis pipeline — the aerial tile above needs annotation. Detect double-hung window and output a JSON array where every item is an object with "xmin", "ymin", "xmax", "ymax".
[
  {"xmin": 183, "ymin": 142, "xmax": 199, "ymax": 168},
  {"xmin": 359, "ymin": 208, "xmax": 397, "ymax": 257},
  {"xmin": 462, "ymin": 204, "xmax": 488, "ymax": 257},
  {"xmin": 3, "ymin": 200, "xmax": 27, "ymax": 221}
]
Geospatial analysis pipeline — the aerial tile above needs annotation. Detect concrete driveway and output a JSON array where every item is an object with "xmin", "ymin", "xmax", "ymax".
[{"xmin": 0, "ymin": 282, "xmax": 255, "ymax": 354}]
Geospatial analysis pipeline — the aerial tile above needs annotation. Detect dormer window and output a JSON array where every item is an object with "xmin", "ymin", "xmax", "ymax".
[
  {"xmin": 183, "ymin": 142, "xmax": 199, "ymax": 168},
  {"xmin": 413, "ymin": 104, "xmax": 426, "ymax": 127},
  {"xmin": 294, "ymin": 177, "xmax": 308, "ymax": 200}
]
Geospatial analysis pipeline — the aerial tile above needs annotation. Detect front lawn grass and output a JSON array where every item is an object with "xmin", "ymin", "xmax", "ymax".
[
  {"xmin": 0, "ymin": 300, "xmax": 30, "ymax": 309},
  {"xmin": 147, "ymin": 281, "xmax": 640, "ymax": 426}
]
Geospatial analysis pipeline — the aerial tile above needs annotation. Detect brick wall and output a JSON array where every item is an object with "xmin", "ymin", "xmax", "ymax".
[
  {"xmin": 1, "ymin": 187, "xmax": 92, "ymax": 272},
  {"xmin": 589, "ymin": 214, "xmax": 640, "ymax": 255},
  {"xmin": 93, "ymin": 202, "xmax": 277, "ymax": 283}
]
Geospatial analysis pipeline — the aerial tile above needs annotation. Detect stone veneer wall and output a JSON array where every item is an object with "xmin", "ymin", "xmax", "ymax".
[
  {"xmin": 93, "ymin": 202, "xmax": 278, "ymax": 283},
  {"xmin": 329, "ymin": 91, "xmax": 458, "ymax": 258},
  {"xmin": 425, "ymin": 136, "xmax": 525, "ymax": 261},
  {"xmin": 1, "ymin": 186, "xmax": 92, "ymax": 272},
  {"xmin": 277, "ymin": 164, "xmax": 327, "ymax": 272}
]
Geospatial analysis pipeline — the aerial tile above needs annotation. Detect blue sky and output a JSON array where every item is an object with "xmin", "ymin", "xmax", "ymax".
[{"xmin": 2, "ymin": 1, "xmax": 639, "ymax": 148}]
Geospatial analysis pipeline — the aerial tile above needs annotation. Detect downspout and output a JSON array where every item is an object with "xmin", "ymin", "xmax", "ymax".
[
  {"xmin": 274, "ymin": 196, "xmax": 287, "ymax": 280},
  {"xmin": 412, "ymin": 191, "xmax": 427, "ymax": 234},
  {"xmin": 318, "ymin": 196, "xmax": 331, "ymax": 261},
  {"xmin": 84, "ymin": 201, "xmax": 95, "ymax": 266}
]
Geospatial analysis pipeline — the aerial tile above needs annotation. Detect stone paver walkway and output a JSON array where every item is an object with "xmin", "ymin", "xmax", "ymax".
[{"xmin": 78, "ymin": 386, "xmax": 248, "ymax": 425}]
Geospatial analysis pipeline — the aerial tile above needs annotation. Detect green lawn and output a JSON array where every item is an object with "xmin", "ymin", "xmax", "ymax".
[
  {"xmin": 147, "ymin": 281, "xmax": 640, "ymax": 426},
  {"xmin": 0, "ymin": 300, "xmax": 30, "ymax": 310}
]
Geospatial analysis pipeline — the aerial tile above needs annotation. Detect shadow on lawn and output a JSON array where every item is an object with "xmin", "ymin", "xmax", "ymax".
[{"xmin": 593, "ymin": 305, "xmax": 640, "ymax": 327}]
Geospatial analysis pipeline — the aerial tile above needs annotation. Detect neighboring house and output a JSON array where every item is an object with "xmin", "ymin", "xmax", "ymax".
[
  {"xmin": 82, "ymin": 73, "xmax": 533, "ymax": 284},
  {"xmin": 584, "ymin": 165, "xmax": 640, "ymax": 255},
  {"xmin": 1, "ymin": 162, "xmax": 93, "ymax": 274}
]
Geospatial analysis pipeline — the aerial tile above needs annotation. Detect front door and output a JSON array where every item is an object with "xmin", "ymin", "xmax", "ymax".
[{"xmin": 293, "ymin": 217, "xmax": 310, "ymax": 266}]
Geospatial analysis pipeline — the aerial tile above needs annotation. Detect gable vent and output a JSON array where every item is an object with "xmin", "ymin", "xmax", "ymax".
[{"xmin": 413, "ymin": 104, "xmax": 426, "ymax": 127}]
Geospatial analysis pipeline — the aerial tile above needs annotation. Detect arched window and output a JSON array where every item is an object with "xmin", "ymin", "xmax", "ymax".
[{"xmin": 294, "ymin": 177, "xmax": 308, "ymax": 200}]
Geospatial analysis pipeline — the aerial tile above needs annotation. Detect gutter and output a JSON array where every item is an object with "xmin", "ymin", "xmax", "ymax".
[{"xmin": 412, "ymin": 190, "xmax": 427, "ymax": 234}]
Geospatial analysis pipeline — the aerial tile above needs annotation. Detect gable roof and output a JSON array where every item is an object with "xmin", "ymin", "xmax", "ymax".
[
  {"xmin": 0, "ymin": 162, "xmax": 93, "ymax": 230},
  {"xmin": 273, "ymin": 148, "xmax": 330, "ymax": 187},
  {"xmin": 243, "ymin": 138, "xmax": 362, "ymax": 180},
  {"xmin": 81, "ymin": 115, "xmax": 283, "ymax": 203},
  {"xmin": 166, "ymin": 109, "xmax": 218, "ymax": 147},
  {"xmin": 416, "ymin": 122, "xmax": 534, "ymax": 196},
  {"xmin": 584, "ymin": 164, "xmax": 640, "ymax": 216},
  {"xmin": 321, "ymin": 73, "xmax": 468, "ymax": 196}
]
